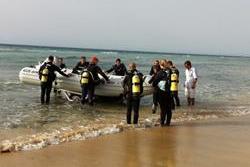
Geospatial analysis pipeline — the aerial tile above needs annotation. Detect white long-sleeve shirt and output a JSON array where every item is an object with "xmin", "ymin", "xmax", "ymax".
[{"xmin": 185, "ymin": 67, "xmax": 198, "ymax": 88}]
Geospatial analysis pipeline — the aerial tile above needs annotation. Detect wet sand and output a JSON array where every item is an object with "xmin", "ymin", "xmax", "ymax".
[{"xmin": 1, "ymin": 115, "xmax": 250, "ymax": 167}]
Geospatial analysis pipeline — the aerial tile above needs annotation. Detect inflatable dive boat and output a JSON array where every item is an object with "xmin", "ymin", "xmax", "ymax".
[{"xmin": 19, "ymin": 61, "xmax": 154, "ymax": 99}]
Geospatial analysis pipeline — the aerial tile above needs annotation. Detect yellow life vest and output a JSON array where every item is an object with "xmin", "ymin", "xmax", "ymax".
[
  {"xmin": 41, "ymin": 68, "xmax": 49, "ymax": 82},
  {"xmin": 132, "ymin": 74, "xmax": 140, "ymax": 94},
  {"xmin": 80, "ymin": 71, "xmax": 90, "ymax": 85},
  {"xmin": 170, "ymin": 72, "xmax": 178, "ymax": 91}
]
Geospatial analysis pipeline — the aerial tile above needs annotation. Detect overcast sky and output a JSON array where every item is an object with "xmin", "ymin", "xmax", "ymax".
[{"xmin": 0, "ymin": 0, "xmax": 250, "ymax": 56}]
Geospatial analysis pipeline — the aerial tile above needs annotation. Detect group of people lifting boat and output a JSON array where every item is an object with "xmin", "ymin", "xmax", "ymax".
[{"xmin": 38, "ymin": 55, "xmax": 198, "ymax": 126}]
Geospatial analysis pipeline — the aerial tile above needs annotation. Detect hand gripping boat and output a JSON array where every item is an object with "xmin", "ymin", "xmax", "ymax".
[{"xmin": 19, "ymin": 60, "xmax": 154, "ymax": 101}]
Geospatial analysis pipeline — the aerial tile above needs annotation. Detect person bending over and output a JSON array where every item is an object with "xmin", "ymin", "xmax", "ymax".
[{"xmin": 80, "ymin": 56, "xmax": 109, "ymax": 106}]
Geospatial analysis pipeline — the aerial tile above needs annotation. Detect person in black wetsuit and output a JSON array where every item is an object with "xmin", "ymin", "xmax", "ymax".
[
  {"xmin": 153, "ymin": 59, "xmax": 172, "ymax": 126},
  {"xmin": 73, "ymin": 56, "xmax": 89, "ymax": 74},
  {"xmin": 123, "ymin": 63, "xmax": 144, "ymax": 124},
  {"xmin": 148, "ymin": 60, "xmax": 161, "ymax": 113},
  {"xmin": 106, "ymin": 58, "xmax": 128, "ymax": 76},
  {"xmin": 80, "ymin": 56, "xmax": 109, "ymax": 106},
  {"xmin": 149, "ymin": 60, "xmax": 160, "ymax": 76},
  {"xmin": 39, "ymin": 56, "xmax": 69, "ymax": 104},
  {"xmin": 58, "ymin": 58, "xmax": 66, "ymax": 69}
]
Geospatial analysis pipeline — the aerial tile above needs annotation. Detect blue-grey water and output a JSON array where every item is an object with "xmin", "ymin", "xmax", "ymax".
[{"xmin": 1, "ymin": 44, "xmax": 250, "ymax": 150}]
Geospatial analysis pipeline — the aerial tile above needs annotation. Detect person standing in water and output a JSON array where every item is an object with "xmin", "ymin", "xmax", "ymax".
[
  {"xmin": 123, "ymin": 63, "xmax": 144, "ymax": 124},
  {"xmin": 153, "ymin": 60, "xmax": 172, "ymax": 126},
  {"xmin": 106, "ymin": 58, "xmax": 128, "ymax": 76},
  {"xmin": 58, "ymin": 58, "xmax": 66, "ymax": 69},
  {"xmin": 168, "ymin": 60, "xmax": 180, "ymax": 109},
  {"xmin": 73, "ymin": 56, "xmax": 89, "ymax": 74},
  {"xmin": 39, "ymin": 56, "xmax": 69, "ymax": 104},
  {"xmin": 80, "ymin": 56, "xmax": 109, "ymax": 106},
  {"xmin": 148, "ymin": 60, "xmax": 161, "ymax": 113},
  {"xmin": 184, "ymin": 60, "xmax": 198, "ymax": 106}
]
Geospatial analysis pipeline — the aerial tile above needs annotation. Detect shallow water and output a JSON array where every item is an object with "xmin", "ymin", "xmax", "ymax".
[{"xmin": 1, "ymin": 44, "xmax": 250, "ymax": 151}]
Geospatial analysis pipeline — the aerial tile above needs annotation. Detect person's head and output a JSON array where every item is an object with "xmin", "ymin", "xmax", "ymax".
[
  {"xmin": 80, "ymin": 56, "xmax": 86, "ymax": 64},
  {"xmin": 168, "ymin": 60, "xmax": 173, "ymax": 67},
  {"xmin": 90, "ymin": 55, "xmax": 99, "ymax": 64},
  {"xmin": 128, "ymin": 62, "xmax": 136, "ymax": 71},
  {"xmin": 115, "ymin": 58, "xmax": 121, "ymax": 66},
  {"xmin": 184, "ymin": 60, "xmax": 192, "ymax": 69},
  {"xmin": 159, "ymin": 59, "xmax": 167, "ymax": 69},
  {"xmin": 58, "ymin": 58, "xmax": 64, "ymax": 64},
  {"xmin": 48, "ymin": 55, "xmax": 54, "ymax": 63},
  {"xmin": 154, "ymin": 60, "xmax": 160, "ymax": 66}
]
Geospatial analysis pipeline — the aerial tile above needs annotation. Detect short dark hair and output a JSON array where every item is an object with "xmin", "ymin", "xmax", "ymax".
[
  {"xmin": 80, "ymin": 56, "xmax": 86, "ymax": 60},
  {"xmin": 184, "ymin": 60, "xmax": 191, "ymax": 66},
  {"xmin": 48, "ymin": 55, "xmax": 54, "ymax": 61},
  {"xmin": 116, "ymin": 58, "xmax": 121, "ymax": 62},
  {"xmin": 168, "ymin": 60, "xmax": 173, "ymax": 66}
]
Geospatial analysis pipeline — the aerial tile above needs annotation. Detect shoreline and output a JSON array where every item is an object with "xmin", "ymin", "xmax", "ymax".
[
  {"xmin": 1, "ymin": 115, "xmax": 250, "ymax": 167},
  {"xmin": 1, "ymin": 105, "xmax": 250, "ymax": 153}
]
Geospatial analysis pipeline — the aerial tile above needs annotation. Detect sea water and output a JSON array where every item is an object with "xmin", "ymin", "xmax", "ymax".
[{"xmin": 0, "ymin": 44, "xmax": 250, "ymax": 151}]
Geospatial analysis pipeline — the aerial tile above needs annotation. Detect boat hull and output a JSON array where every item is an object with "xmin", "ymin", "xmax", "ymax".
[{"xmin": 19, "ymin": 67, "xmax": 154, "ymax": 97}]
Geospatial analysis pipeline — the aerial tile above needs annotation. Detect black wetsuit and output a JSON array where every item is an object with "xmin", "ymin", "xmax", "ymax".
[
  {"xmin": 153, "ymin": 68, "xmax": 172, "ymax": 126},
  {"xmin": 39, "ymin": 62, "xmax": 68, "ymax": 104},
  {"xmin": 170, "ymin": 67, "xmax": 180, "ymax": 109},
  {"xmin": 60, "ymin": 63, "xmax": 66, "ymax": 69},
  {"xmin": 106, "ymin": 63, "xmax": 128, "ymax": 76},
  {"xmin": 73, "ymin": 61, "xmax": 89, "ymax": 74},
  {"xmin": 81, "ymin": 63, "xmax": 109, "ymax": 106},
  {"xmin": 149, "ymin": 65, "xmax": 161, "ymax": 111},
  {"xmin": 123, "ymin": 69, "xmax": 144, "ymax": 124}
]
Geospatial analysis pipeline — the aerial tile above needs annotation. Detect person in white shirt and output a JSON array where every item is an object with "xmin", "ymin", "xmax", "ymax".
[{"xmin": 184, "ymin": 60, "xmax": 198, "ymax": 106}]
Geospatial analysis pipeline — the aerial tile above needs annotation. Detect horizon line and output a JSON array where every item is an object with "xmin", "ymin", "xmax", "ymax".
[{"xmin": 0, "ymin": 42, "xmax": 247, "ymax": 58}]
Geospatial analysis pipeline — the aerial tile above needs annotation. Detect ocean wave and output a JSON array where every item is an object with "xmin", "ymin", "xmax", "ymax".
[
  {"xmin": 101, "ymin": 51, "xmax": 118, "ymax": 55},
  {"xmin": 0, "ymin": 81, "xmax": 20, "ymax": 85},
  {"xmin": 1, "ymin": 109, "xmax": 250, "ymax": 153}
]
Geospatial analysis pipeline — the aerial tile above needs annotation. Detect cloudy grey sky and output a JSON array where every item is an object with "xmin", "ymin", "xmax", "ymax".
[{"xmin": 0, "ymin": 0, "xmax": 250, "ymax": 56}]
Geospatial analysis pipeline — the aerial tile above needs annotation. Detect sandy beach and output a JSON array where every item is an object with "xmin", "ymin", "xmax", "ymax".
[{"xmin": 0, "ymin": 115, "xmax": 250, "ymax": 167}]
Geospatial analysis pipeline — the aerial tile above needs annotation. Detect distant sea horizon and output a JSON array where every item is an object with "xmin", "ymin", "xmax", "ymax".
[{"xmin": 0, "ymin": 43, "xmax": 247, "ymax": 58}]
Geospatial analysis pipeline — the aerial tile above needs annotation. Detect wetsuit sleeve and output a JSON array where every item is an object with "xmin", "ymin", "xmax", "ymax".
[
  {"xmin": 97, "ymin": 66, "xmax": 109, "ymax": 81},
  {"xmin": 176, "ymin": 69, "xmax": 180, "ymax": 82},
  {"xmin": 123, "ymin": 64, "xmax": 128, "ymax": 75},
  {"xmin": 152, "ymin": 72, "xmax": 163, "ymax": 87},
  {"xmin": 122, "ymin": 75, "xmax": 128, "ymax": 88},
  {"xmin": 106, "ymin": 65, "xmax": 114, "ymax": 73},
  {"xmin": 140, "ymin": 73, "xmax": 144, "ymax": 94},
  {"xmin": 73, "ymin": 62, "xmax": 80, "ymax": 71},
  {"xmin": 54, "ymin": 65, "xmax": 68, "ymax": 77},
  {"xmin": 149, "ymin": 66, "xmax": 154, "ymax": 75}
]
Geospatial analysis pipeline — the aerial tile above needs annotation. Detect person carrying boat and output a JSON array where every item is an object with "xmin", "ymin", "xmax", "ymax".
[
  {"xmin": 153, "ymin": 59, "xmax": 172, "ymax": 126},
  {"xmin": 168, "ymin": 60, "xmax": 180, "ymax": 109},
  {"xmin": 148, "ymin": 60, "xmax": 161, "ymax": 114},
  {"xmin": 39, "ymin": 55, "xmax": 70, "ymax": 104},
  {"xmin": 123, "ymin": 63, "xmax": 144, "ymax": 124},
  {"xmin": 184, "ymin": 60, "xmax": 198, "ymax": 106},
  {"xmin": 106, "ymin": 58, "xmax": 128, "ymax": 76},
  {"xmin": 80, "ymin": 56, "xmax": 109, "ymax": 106},
  {"xmin": 58, "ymin": 58, "xmax": 66, "ymax": 69},
  {"xmin": 72, "ymin": 56, "xmax": 89, "ymax": 74}
]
